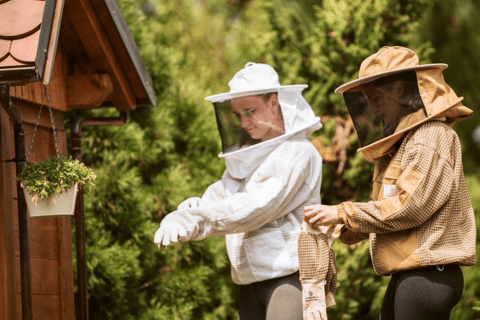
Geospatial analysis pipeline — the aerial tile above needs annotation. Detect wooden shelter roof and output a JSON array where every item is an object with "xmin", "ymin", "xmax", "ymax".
[
  {"xmin": 0, "ymin": 0, "xmax": 156, "ymax": 110},
  {"xmin": 0, "ymin": 0, "xmax": 60, "ymax": 85},
  {"xmin": 0, "ymin": 0, "xmax": 44, "ymax": 68}
]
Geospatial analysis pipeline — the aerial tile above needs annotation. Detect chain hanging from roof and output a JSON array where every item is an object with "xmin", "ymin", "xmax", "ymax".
[{"xmin": 26, "ymin": 85, "xmax": 61, "ymax": 162}]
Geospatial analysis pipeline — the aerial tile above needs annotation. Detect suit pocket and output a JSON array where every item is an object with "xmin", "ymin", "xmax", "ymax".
[
  {"xmin": 243, "ymin": 229, "xmax": 294, "ymax": 281},
  {"xmin": 379, "ymin": 161, "xmax": 402, "ymax": 200}
]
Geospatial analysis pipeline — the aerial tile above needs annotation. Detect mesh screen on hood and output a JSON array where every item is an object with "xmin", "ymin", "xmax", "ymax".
[
  {"xmin": 344, "ymin": 71, "xmax": 428, "ymax": 148},
  {"xmin": 208, "ymin": 86, "xmax": 321, "ymax": 179},
  {"xmin": 213, "ymin": 92, "xmax": 286, "ymax": 154}
]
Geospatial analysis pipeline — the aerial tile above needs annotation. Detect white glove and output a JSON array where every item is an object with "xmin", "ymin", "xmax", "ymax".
[
  {"xmin": 302, "ymin": 280, "xmax": 328, "ymax": 320},
  {"xmin": 177, "ymin": 197, "xmax": 202, "ymax": 210},
  {"xmin": 154, "ymin": 221, "xmax": 187, "ymax": 249}
]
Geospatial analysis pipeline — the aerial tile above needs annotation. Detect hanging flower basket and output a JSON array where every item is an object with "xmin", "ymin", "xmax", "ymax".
[
  {"xmin": 23, "ymin": 183, "xmax": 78, "ymax": 217},
  {"xmin": 16, "ymin": 156, "xmax": 96, "ymax": 217}
]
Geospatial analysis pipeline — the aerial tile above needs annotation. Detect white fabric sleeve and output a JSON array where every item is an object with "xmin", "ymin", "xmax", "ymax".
[
  {"xmin": 200, "ymin": 178, "xmax": 229, "ymax": 205},
  {"xmin": 175, "ymin": 178, "xmax": 230, "ymax": 210},
  {"xmin": 161, "ymin": 154, "xmax": 310, "ymax": 241}
]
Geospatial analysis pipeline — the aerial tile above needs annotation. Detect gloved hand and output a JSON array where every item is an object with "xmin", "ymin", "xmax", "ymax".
[
  {"xmin": 154, "ymin": 221, "xmax": 187, "ymax": 250},
  {"xmin": 177, "ymin": 197, "xmax": 202, "ymax": 210},
  {"xmin": 298, "ymin": 223, "xmax": 331, "ymax": 320}
]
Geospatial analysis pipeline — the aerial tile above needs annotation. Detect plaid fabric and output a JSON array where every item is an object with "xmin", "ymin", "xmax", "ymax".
[
  {"xmin": 298, "ymin": 231, "xmax": 337, "ymax": 295},
  {"xmin": 298, "ymin": 224, "xmax": 340, "ymax": 319},
  {"xmin": 326, "ymin": 248, "xmax": 337, "ymax": 294},
  {"xmin": 337, "ymin": 121, "xmax": 477, "ymax": 275},
  {"xmin": 298, "ymin": 232, "xmax": 330, "ymax": 281}
]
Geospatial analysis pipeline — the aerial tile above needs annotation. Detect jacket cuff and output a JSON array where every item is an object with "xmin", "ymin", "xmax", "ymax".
[
  {"xmin": 336, "ymin": 202, "xmax": 358, "ymax": 230},
  {"xmin": 336, "ymin": 204, "xmax": 347, "ymax": 225}
]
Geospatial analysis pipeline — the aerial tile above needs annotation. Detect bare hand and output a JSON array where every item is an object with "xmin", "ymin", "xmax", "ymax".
[{"xmin": 304, "ymin": 204, "xmax": 340, "ymax": 228}]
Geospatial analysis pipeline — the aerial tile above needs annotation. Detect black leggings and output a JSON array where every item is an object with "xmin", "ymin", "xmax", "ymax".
[
  {"xmin": 379, "ymin": 264, "xmax": 464, "ymax": 320},
  {"xmin": 238, "ymin": 272, "xmax": 303, "ymax": 320}
]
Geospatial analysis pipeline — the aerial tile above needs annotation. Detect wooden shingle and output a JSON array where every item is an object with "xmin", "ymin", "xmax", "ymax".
[{"xmin": 0, "ymin": 0, "xmax": 45, "ymax": 68}]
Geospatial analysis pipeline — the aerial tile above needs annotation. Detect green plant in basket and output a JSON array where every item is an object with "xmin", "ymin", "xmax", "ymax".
[{"xmin": 16, "ymin": 155, "xmax": 96, "ymax": 206}]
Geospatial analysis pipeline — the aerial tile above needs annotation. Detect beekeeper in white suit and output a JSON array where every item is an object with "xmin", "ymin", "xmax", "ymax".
[{"xmin": 154, "ymin": 62, "xmax": 323, "ymax": 320}]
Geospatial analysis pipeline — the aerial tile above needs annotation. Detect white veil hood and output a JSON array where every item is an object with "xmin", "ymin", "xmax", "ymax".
[
  {"xmin": 220, "ymin": 87, "xmax": 321, "ymax": 179},
  {"xmin": 205, "ymin": 63, "xmax": 322, "ymax": 179}
]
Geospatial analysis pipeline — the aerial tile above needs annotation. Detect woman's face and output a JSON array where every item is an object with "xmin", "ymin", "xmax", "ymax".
[
  {"xmin": 361, "ymin": 81, "xmax": 404, "ymax": 127},
  {"xmin": 231, "ymin": 94, "xmax": 284, "ymax": 141}
]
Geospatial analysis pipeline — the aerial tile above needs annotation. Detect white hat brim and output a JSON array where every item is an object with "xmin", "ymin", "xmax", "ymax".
[
  {"xmin": 335, "ymin": 64, "xmax": 448, "ymax": 94},
  {"xmin": 205, "ymin": 85, "xmax": 308, "ymax": 103}
]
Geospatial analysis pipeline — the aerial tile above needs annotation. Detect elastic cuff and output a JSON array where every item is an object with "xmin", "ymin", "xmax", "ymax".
[
  {"xmin": 336, "ymin": 204, "xmax": 347, "ymax": 225},
  {"xmin": 336, "ymin": 202, "xmax": 359, "ymax": 230}
]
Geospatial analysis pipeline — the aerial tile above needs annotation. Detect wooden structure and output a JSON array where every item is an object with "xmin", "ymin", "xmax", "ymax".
[{"xmin": 0, "ymin": 0, "xmax": 155, "ymax": 319}]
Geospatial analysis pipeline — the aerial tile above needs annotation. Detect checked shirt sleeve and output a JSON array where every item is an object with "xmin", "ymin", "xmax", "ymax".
[{"xmin": 338, "ymin": 139, "xmax": 454, "ymax": 234}]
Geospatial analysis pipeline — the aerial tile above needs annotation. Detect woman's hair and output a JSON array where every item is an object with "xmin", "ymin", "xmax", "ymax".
[
  {"xmin": 375, "ymin": 71, "xmax": 428, "ymax": 138},
  {"xmin": 261, "ymin": 92, "xmax": 277, "ymax": 103},
  {"xmin": 374, "ymin": 71, "xmax": 427, "ymax": 118},
  {"xmin": 345, "ymin": 71, "xmax": 428, "ymax": 147}
]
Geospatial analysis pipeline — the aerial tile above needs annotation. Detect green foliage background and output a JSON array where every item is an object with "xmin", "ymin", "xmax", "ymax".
[{"xmin": 67, "ymin": 0, "xmax": 480, "ymax": 319}]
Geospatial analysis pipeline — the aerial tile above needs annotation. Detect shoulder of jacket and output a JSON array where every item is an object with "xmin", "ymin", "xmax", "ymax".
[
  {"xmin": 406, "ymin": 121, "xmax": 457, "ymax": 145},
  {"xmin": 279, "ymin": 138, "xmax": 320, "ymax": 156},
  {"xmin": 399, "ymin": 121, "xmax": 460, "ymax": 165},
  {"xmin": 269, "ymin": 138, "xmax": 321, "ymax": 164}
]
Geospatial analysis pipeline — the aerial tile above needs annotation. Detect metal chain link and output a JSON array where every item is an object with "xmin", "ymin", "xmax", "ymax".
[
  {"xmin": 26, "ymin": 86, "xmax": 45, "ymax": 162},
  {"xmin": 45, "ymin": 86, "xmax": 61, "ymax": 159},
  {"xmin": 26, "ymin": 86, "xmax": 61, "ymax": 161}
]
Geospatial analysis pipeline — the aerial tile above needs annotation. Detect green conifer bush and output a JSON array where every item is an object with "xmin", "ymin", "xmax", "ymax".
[{"xmin": 70, "ymin": 0, "xmax": 480, "ymax": 319}]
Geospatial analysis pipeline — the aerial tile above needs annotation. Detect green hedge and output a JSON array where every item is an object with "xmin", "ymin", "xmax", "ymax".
[{"xmin": 69, "ymin": 0, "xmax": 480, "ymax": 318}]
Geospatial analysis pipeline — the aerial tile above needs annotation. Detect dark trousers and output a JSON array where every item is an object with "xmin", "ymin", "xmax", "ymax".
[
  {"xmin": 238, "ymin": 271, "xmax": 303, "ymax": 320},
  {"xmin": 379, "ymin": 264, "xmax": 464, "ymax": 320}
]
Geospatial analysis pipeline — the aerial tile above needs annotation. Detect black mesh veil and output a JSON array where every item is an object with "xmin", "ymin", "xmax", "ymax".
[
  {"xmin": 344, "ymin": 71, "xmax": 428, "ymax": 147},
  {"xmin": 214, "ymin": 101, "xmax": 259, "ymax": 153},
  {"xmin": 213, "ymin": 92, "xmax": 286, "ymax": 154}
]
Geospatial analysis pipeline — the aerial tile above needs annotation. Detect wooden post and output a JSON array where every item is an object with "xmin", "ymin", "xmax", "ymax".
[{"xmin": 0, "ymin": 84, "xmax": 33, "ymax": 320}]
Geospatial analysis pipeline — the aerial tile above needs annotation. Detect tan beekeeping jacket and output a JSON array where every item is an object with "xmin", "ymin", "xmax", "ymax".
[
  {"xmin": 337, "ymin": 120, "xmax": 477, "ymax": 275},
  {"xmin": 335, "ymin": 46, "xmax": 477, "ymax": 275}
]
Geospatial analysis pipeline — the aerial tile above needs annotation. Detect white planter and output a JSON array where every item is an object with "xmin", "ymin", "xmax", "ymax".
[{"xmin": 23, "ymin": 184, "xmax": 78, "ymax": 217}]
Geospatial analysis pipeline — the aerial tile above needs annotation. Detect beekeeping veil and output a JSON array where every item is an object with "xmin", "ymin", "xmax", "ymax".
[
  {"xmin": 335, "ymin": 46, "xmax": 473, "ymax": 163},
  {"xmin": 205, "ymin": 62, "xmax": 322, "ymax": 179}
]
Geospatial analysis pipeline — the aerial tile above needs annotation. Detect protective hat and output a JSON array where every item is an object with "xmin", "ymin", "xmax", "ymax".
[
  {"xmin": 205, "ymin": 62, "xmax": 321, "ymax": 178},
  {"xmin": 336, "ymin": 46, "xmax": 473, "ymax": 163}
]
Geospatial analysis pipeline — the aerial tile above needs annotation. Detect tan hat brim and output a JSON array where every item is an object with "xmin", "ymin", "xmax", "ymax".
[{"xmin": 335, "ymin": 64, "xmax": 448, "ymax": 94}]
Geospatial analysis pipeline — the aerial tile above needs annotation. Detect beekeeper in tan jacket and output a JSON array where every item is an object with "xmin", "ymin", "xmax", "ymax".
[{"xmin": 304, "ymin": 46, "xmax": 477, "ymax": 320}]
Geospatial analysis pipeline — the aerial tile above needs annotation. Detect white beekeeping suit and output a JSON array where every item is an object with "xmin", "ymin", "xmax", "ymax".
[{"xmin": 155, "ymin": 62, "xmax": 323, "ymax": 286}]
